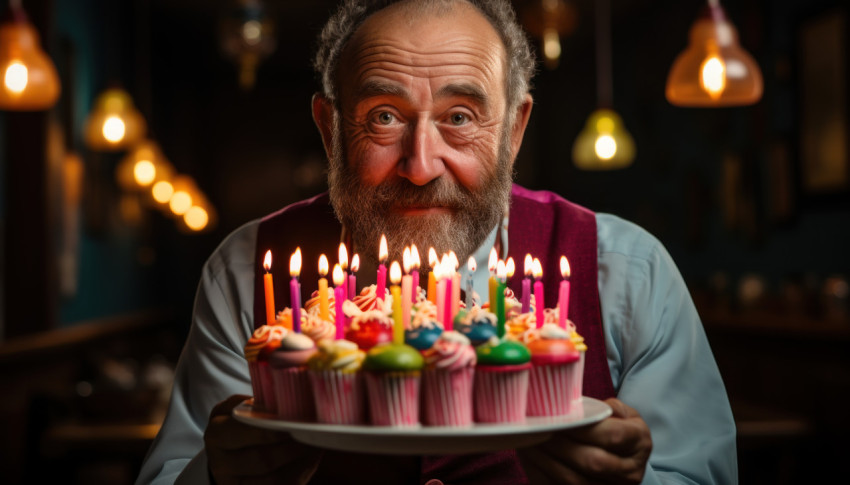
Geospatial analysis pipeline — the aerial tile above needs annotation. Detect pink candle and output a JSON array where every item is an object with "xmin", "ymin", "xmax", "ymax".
[
  {"xmin": 338, "ymin": 243, "xmax": 349, "ymax": 301},
  {"xmin": 333, "ymin": 264, "xmax": 346, "ymax": 339},
  {"xmin": 376, "ymin": 234, "xmax": 388, "ymax": 302},
  {"xmin": 348, "ymin": 254, "xmax": 359, "ymax": 305},
  {"xmin": 444, "ymin": 274, "xmax": 454, "ymax": 331},
  {"xmin": 435, "ymin": 262, "xmax": 446, "ymax": 327},
  {"xmin": 410, "ymin": 245, "xmax": 420, "ymax": 303},
  {"xmin": 533, "ymin": 258, "xmax": 544, "ymax": 329},
  {"xmin": 289, "ymin": 248, "xmax": 302, "ymax": 333},
  {"xmin": 521, "ymin": 254, "xmax": 533, "ymax": 313},
  {"xmin": 402, "ymin": 274, "xmax": 412, "ymax": 329},
  {"xmin": 558, "ymin": 256, "xmax": 571, "ymax": 328}
]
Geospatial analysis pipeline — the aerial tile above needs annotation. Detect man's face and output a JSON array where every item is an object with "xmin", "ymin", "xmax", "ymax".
[{"xmin": 324, "ymin": 1, "xmax": 520, "ymax": 265}]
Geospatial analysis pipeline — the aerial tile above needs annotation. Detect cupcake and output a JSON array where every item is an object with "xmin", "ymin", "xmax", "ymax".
[
  {"xmin": 405, "ymin": 299, "xmax": 443, "ymax": 351},
  {"xmin": 304, "ymin": 288, "xmax": 336, "ymax": 320},
  {"xmin": 564, "ymin": 316, "xmax": 587, "ymax": 403},
  {"xmin": 363, "ymin": 343, "xmax": 424, "ymax": 427},
  {"xmin": 505, "ymin": 311, "xmax": 536, "ymax": 342},
  {"xmin": 473, "ymin": 337, "xmax": 532, "ymax": 423},
  {"xmin": 307, "ymin": 339, "xmax": 367, "ymax": 424},
  {"xmin": 524, "ymin": 323, "xmax": 581, "ymax": 416},
  {"xmin": 454, "ymin": 306, "xmax": 497, "ymax": 346},
  {"xmin": 421, "ymin": 331, "xmax": 476, "ymax": 426},
  {"xmin": 344, "ymin": 305, "xmax": 394, "ymax": 351},
  {"xmin": 269, "ymin": 332, "xmax": 317, "ymax": 421},
  {"xmin": 301, "ymin": 312, "xmax": 336, "ymax": 344},
  {"xmin": 243, "ymin": 325, "xmax": 287, "ymax": 413}
]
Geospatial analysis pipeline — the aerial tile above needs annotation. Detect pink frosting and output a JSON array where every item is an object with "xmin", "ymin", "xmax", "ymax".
[{"xmin": 423, "ymin": 331, "xmax": 476, "ymax": 371}]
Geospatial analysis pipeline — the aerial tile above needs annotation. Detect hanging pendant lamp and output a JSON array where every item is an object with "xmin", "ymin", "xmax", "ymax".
[
  {"xmin": 0, "ymin": 1, "xmax": 60, "ymax": 111},
  {"xmin": 666, "ymin": 0, "xmax": 763, "ymax": 107},
  {"xmin": 572, "ymin": 0, "xmax": 635, "ymax": 170},
  {"xmin": 84, "ymin": 87, "xmax": 146, "ymax": 151}
]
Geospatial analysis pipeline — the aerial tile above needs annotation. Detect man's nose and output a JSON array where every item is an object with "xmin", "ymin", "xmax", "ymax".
[{"xmin": 397, "ymin": 120, "xmax": 446, "ymax": 186}]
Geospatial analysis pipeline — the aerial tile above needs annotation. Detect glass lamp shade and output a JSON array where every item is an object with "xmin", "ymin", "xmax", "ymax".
[
  {"xmin": 666, "ymin": 6, "xmax": 763, "ymax": 107},
  {"xmin": 84, "ymin": 88, "xmax": 146, "ymax": 151},
  {"xmin": 572, "ymin": 108, "xmax": 635, "ymax": 170},
  {"xmin": 115, "ymin": 140, "xmax": 173, "ymax": 191},
  {"xmin": 0, "ymin": 16, "xmax": 60, "ymax": 110}
]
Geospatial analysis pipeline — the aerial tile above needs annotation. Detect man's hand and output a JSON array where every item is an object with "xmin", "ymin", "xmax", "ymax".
[
  {"xmin": 204, "ymin": 395, "xmax": 324, "ymax": 485},
  {"xmin": 518, "ymin": 398, "xmax": 652, "ymax": 485}
]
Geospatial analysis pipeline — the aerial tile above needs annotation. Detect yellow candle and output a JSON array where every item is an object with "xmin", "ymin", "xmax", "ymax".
[
  {"xmin": 262, "ymin": 250, "xmax": 275, "ymax": 324},
  {"xmin": 390, "ymin": 262, "xmax": 403, "ymax": 344},
  {"xmin": 318, "ymin": 254, "xmax": 330, "ymax": 321}
]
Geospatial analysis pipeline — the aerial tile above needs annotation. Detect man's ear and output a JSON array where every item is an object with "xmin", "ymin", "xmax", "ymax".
[
  {"xmin": 312, "ymin": 93, "xmax": 335, "ymax": 160},
  {"xmin": 508, "ymin": 94, "xmax": 534, "ymax": 164}
]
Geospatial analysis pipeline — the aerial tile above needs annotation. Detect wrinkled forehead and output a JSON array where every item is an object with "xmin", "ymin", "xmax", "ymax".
[{"xmin": 336, "ymin": 1, "xmax": 508, "ymax": 106}]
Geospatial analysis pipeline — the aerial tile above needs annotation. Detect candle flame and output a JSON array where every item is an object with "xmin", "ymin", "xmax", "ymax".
[
  {"xmin": 351, "ymin": 254, "xmax": 360, "ymax": 272},
  {"xmin": 403, "ymin": 246, "xmax": 411, "ymax": 274},
  {"xmin": 318, "ymin": 254, "xmax": 329, "ymax": 276},
  {"xmin": 560, "ymin": 256, "xmax": 571, "ymax": 278},
  {"xmin": 339, "ymin": 243, "xmax": 348, "ymax": 270},
  {"xmin": 333, "ymin": 264, "xmax": 345, "ymax": 286},
  {"xmin": 390, "ymin": 261, "xmax": 402, "ymax": 284},
  {"xmin": 411, "ymin": 244, "xmax": 420, "ymax": 269},
  {"xmin": 289, "ymin": 247, "xmax": 302, "ymax": 278},
  {"xmin": 467, "ymin": 256, "xmax": 477, "ymax": 273},
  {"xmin": 524, "ymin": 254, "xmax": 533, "ymax": 277},
  {"xmin": 532, "ymin": 258, "xmax": 543, "ymax": 279},
  {"xmin": 429, "ymin": 247, "xmax": 438, "ymax": 269},
  {"xmin": 440, "ymin": 254, "xmax": 451, "ymax": 278},
  {"xmin": 496, "ymin": 260, "xmax": 507, "ymax": 280},
  {"xmin": 488, "ymin": 247, "xmax": 498, "ymax": 272},
  {"xmin": 448, "ymin": 251, "xmax": 459, "ymax": 270},
  {"xmin": 263, "ymin": 250, "xmax": 272, "ymax": 272},
  {"xmin": 379, "ymin": 234, "xmax": 388, "ymax": 263},
  {"xmin": 433, "ymin": 258, "xmax": 443, "ymax": 280},
  {"xmin": 505, "ymin": 257, "xmax": 516, "ymax": 278}
]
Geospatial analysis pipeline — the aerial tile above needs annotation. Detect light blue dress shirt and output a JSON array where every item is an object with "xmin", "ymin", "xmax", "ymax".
[{"xmin": 136, "ymin": 213, "xmax": 737, "ymax": 485}]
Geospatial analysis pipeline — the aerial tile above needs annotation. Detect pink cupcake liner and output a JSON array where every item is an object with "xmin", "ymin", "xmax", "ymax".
[
  {"xmin": 364, "ymin": 372, "xmax": 421, "ymax": 427},
  {"xmin": 527, "ymin": 364, "xmax": 575, "ymax": 417},
  {"xmin": 422, "ymin": 367, "xmax": 474, "ymax": 427},
  {"xmin": 309, "ymin": 370, "xmax": 366, "ymax": 425},
  {"xmin": 248, "ymin": 361, "xmax": 264, "ymax": 410},
  {"xmin": 272, "ymin": 367, "xmax": 315, "ymax": 422},
  {"xmin": 568, "ymin": 353, "xmax": 585, "ymax": 403},
  {"xmin": 257, "ymin": 362, "xmax": 277, "ymax": 414},
  {"xmin": 473, "ymin": 367, "xmax": 530, "ymax": 423}
]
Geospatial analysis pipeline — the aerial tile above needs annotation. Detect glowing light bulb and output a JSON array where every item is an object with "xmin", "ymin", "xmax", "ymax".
[
  {"xmin": 152, "ymin": 181, "xmax": 174, "ymax": 203},
  {"xmin": 242, "ymin": 20, "xmax": 262, "ymax": 45},
  {"xmin": 542, "ymin": 28, "xmax": 561, "ymax": 66},
  {"xmin": 594, "ymin": 135, "xmax": 617, "ymax": 160},
  {"xmin": 4, "ymin": 62, "xmax": 27, "ymax": 94},
  {"xmin": 184, "ymin": 206, "xmax": 209, "ymax": 231},
  {"xmin": 700, "ymin": 55, "xmax": 726, "ymax": 99},
  {"xmin": 169, "ymin": 190, "xmax": 193, "ymax": 215},
  {"xmin": 102, "ymin": 116, "xmax": 126, "ymax": 143},
  {"xmin": 133, "ymin": 160, "xmax": 156, "ymax": 186}
]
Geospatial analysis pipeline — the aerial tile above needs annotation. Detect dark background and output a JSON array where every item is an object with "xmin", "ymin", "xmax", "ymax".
[{"xmin": 1, "ymin": 0, "xmax": 849, "ymax": 483}]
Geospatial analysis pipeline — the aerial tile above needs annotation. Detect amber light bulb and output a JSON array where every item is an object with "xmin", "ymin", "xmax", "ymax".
[
  {"xmin": 572, "ymin": 109, "xmax": 635, "ymax": 170},
  {"xmin": 0, "ymin": 7, "xmax": 60, "ymax": 110},
  {"xmin": 666, "ymin": 3, "xmax": 763, "ymax": 107},
  {"xmin": 84, "ymin": 88, "xmax": 146, "ymax": 150}
]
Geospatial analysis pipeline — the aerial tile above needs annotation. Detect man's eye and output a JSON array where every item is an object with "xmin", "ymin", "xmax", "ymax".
[
  {"xmin": 375, "ymin": 111, "xmax": 395, "ymax": 125},
  {"xmin": 450, "ymin": 113, "xmax": 468, "ymax": 126}
]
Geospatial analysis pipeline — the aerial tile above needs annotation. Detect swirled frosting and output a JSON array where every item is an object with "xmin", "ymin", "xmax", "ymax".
[
  {"xmin": 270, "ymin": 332, "xmax": 317, "ymax": 368},
  {"xmin": 304, "ymin": 288, "xmax": 336, "ymax": 320},
  {"xmin": 244, "ymin": 325, "xmax": 287, "ymax": 362},
  {"xmin": 348, "ymin": 284, "xmax": 391, "ymax": 314},
  {"xmin": 307, "ymin": 339, "xmax": 365, "ymax": 373},
  {"xmin": 422, "ymin": 331, "xmax": 476, "ymax": 371},
  {"xmin": 526, "ymin": 323, "xmax": 580, "ymax": 365},
  {"xmin": 301, "ymin": 312, "xmax": 336, "ymax": 343}
]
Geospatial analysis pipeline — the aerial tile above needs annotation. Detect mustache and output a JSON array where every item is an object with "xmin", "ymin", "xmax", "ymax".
[{"xmin": 362, "ymin": 177, "xmax": 474, "ymax": 211}]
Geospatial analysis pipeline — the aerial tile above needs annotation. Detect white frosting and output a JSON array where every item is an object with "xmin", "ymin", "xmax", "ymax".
[
  {"xmin": 439, "ymin": 330, "xmax": 471, "ymax": 345},
  {"xmin": 539, "ymin": 323, "xmax": 570, "ymax": 340},
  {"xmin": 280, "ymin": 332, "xmax": 315, "ymax": 350}
]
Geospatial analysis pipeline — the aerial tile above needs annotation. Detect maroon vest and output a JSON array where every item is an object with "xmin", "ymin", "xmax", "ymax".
[{"xmin": 254, "ymin": 185, "xmax": 615, "ymax": 484}]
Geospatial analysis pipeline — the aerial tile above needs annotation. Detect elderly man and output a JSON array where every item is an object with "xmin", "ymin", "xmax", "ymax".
[{"xmin": 137, "ymin": 1, "xmax": 737, "ymax": 484}]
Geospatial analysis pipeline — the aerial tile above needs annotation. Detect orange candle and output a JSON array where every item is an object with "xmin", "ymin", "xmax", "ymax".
[
  {"xmin": 318, "ymin": 254, "xmax": 330, "ymax": 321},
  {"xmin": 262, "ymin": 250, "xmax": 275, "ymax": 325},
  {"xmin": 428, "ymin": 247, "xmax": 438, "ymax": 304}
]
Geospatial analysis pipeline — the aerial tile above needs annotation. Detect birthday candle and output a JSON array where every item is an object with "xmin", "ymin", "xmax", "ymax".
[
  {"xmin": 521, "ymin": 254, "xmax": 532, "ymax": 313},
  {"xmin": 465, "ymin": 256, "xmax": 476, "ymax": 308},
  {"xmin": 289, "ymin": 248, "xmax": 302, "ymax": 333},
  {"xmin": 559, "ymin": 256, "xmax": 571, "ymax": 329},
  {"xmin": 262, "ymin": 250, "xmax": 275, "ymax": 325},
  {"xmin": 333, "ymin": 264, "xmax": 345, "ymax": 340},
  {"xmin": 533, "ymin": 258, "xmax": 544, "ymax": 329},
  {"xmin": 348, "ymin": 254, "xmax": 359, "ymax": 302},
  {"xmin": 435, "ymin": 261, "xmax": 445, "ymax": 326},
  {"xmin": 402, "ymin": 247, "xmax": 412, "ymax": 329},
  {"xmin": 389, "ymin": 262, "xmax": 403, "ymax": 344},
  {"xmin": 488, "ymin": 247, "xmax": 498, "ymax": 309},
  {"xmin": 443, "ymin": 255, "xmax": 454, "ymax": 331},
  {"xmin": 339, "ymin": 243, "xmax": 349, "ymax": 301},
  {"xmin": 318, "ymin": 254, "xmax": 330, "ymax": 321},
  {"xmin": 496, "ymin": 260, "xmax": 507, "ymax": 338},
  {"xmin": 428, "ymin": 247, "xmax": 438, "ymax": 304},
  {"xmin": 410, "ymin": 244, "xmax": 420, "ymax": 303},
  {"xmin": 376, "ymin": 234, "xmax": 388, "ymax": 302},
  {"xmin": 449, "ymin": 251, "xmax": 460, "ymax": 320}
]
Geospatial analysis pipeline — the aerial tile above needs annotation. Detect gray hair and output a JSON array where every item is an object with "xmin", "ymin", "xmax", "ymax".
[{"xmin": 313, "ymin": 0, "xmax": 536, "ymax": 114}]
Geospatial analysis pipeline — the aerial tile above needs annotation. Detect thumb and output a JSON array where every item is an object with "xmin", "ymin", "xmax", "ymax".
[{"xmin": 210, "ymin": 394, "xmax": 252, "ymax": 419}]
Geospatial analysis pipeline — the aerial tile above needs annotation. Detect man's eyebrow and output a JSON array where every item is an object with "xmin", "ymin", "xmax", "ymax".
[
  {"xmin": 354, "ymin": 80, "xmax": 410, "ymax": 103},
  {"xmin": 434, "ymin": 82, "xmax": 489, "ymax": 107}
]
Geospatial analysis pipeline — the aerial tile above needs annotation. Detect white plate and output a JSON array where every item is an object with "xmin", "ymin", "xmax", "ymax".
[{"xmin": 233, "ymin": 397, "xmax": 611, "ymax": 455}]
